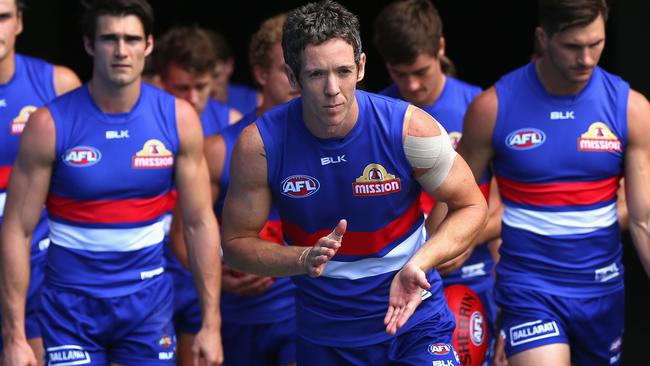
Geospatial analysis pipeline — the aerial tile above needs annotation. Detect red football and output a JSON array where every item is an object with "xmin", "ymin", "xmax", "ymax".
[{"xmin": 443, "ymin": 284, "xmax": 489, "ymax": 366}]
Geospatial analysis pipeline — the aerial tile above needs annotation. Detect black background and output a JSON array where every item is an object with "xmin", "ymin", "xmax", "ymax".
[{"xmin": 16, "ymin": 1, "xmax": 650, "ymax": 364}]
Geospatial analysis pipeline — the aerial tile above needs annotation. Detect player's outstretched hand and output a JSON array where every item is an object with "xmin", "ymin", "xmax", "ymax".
[
  {"xmin": 384, "ymin": 262, "xmax": 431, "ymax": 335},
  {"xmin": 299, "ymin": 219, "xmax": 347, "ymax": 277}
]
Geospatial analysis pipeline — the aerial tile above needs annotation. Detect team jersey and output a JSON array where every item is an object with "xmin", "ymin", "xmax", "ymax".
[
  {"xmin": 0, "ymin": 54, "xmax": 56, "ymax": 256},
  {"xmin": 380, "ymin": 77, "xmax": 493, "ymax": 286},
  {"xmin": 46, "ymin": 83, "xmax": 179, "ymax": 297},
  {"xmin": 217, "ymin": 111, "xmax": 295, "ymax": 324},
  {"xmin": 227, "ymin": 83, "xmax": 258, "ymax": 115},
  {"xmin": 492, "ymin": 63, "xmax": 628, "ymax": 297},
  {"xmin": 257, "ymin": 90, "xmax": 449, "ymax": 347},
  {"xmin": 201, "ymin": 98, "xmax": 232, "ymax": 136}
]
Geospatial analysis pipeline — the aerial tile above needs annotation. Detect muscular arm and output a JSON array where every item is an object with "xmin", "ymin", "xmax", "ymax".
[
  {"xmin": 405, "ymin": 106, "xmax": 488, "ymax": 271},
  {"xmin": 624, "ymin": 90, "xmax": 650, "ymax": 278},
  {"xmin": 169, "ymin": 134, "xmax": 225, "ymax": 269},
  {"xmin": 0, "ymin": 108, "xmax": 55, "ymax": 359},
  {"xmin": 221, "ymin": 124, "xmax": 343, "ymax": 277},
  {"xmin": 173, "ymin": 99, "xmax": 222, "ymax": 338},
  {"xmin": 53, "ymin": 65, "xmax": 81, "ymax": 95},
  {"xmin": 385, "ymin": 105, "xmax": 488, "ymax": 334}
]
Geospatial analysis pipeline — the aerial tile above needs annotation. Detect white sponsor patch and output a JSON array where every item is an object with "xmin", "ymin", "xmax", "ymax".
[
  {"xmin": 47, "ymin": 345, "xmax": 91, "ymax": 365},
  {"xmin": 509, "ymin": 320, "xmax": 560, "ymax": 347},
  {"xmin": 595, "ymin": 262, "xmax": 620, "ymax": 282},
  {"xmin": 461, "ymin": 262, "xmax": 486, "ymax": 278}
]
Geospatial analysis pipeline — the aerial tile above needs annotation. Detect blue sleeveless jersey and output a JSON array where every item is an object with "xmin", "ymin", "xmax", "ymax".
[
  {"xmin": 217, "ymin": 111, "xmax": 295, "ymax": 324},
  {"xmin": 201, "ymin": 98, "xmax": 231, "ymax": 137},
  {"xmin": 227, "ymin": 83, "xmax": 258, "ymax": 115},
  {"xmin": 492, "ymin": 63, "xmax": 628, "ymax": 297},
  {"xmin": 380, "ymin": 78, "xmax": 494, "ymax": 287},
  {"xmin": 257, "ymin": 90, "xmax": 448, "ymax": 347},
  {"xmin": 0, "ymin": 54, "xmax": 56, "ymax": 256},
  {"xmin": 46, "ymin": 83, "xmax": 179, "ymax": 297}
]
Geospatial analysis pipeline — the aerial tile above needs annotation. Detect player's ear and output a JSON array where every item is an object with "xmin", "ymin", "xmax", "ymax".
[
  {"xmin": 284, "ymin": 64, "xmax": 300, "ymax": 89},
  {"xmin": 357, "ymin": 53, "xmax": 366, "ymax": 82},
  {"xmin": 144, "ymin": 34, "xmax": 154, "ymax": 57},
  {"xmin": 83, "ymin": 36, "xmax": 94, "ymax": 56}
]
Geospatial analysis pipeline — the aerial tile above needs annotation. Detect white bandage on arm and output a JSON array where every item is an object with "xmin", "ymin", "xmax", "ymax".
[{"xmin": 404, "ymin": 123, "xmax": 457, "ymax": 192}]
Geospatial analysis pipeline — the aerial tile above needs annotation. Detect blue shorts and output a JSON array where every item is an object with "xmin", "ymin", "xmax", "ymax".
[
  {"xmin": 222, "ymin": 316, "xmax": 296, "ymax": 366},
  {"xmin": 169, "ymin": 270, "xmax": 202, "ymax": 334},
  {"xmin": 497, "ymin": 286, "xmax": 624, "ymax": 366},
  {"xmin": 297, "ymin": 311, "xmax": 460, "ymax": 366},
  {"xmin": 40, "ymin": 277, "xmax": 176, "ymax": 366}
]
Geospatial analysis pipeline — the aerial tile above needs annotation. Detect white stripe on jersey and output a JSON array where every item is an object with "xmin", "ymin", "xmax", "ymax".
[
  {"xmin": 502, "ymin": 202, "xmax": 617, "ymax": 236},
  {"xmin": 48, "ymin": 219, "xmax": 165, "ymax": 252},
  {"xmin": 0, "ymin": 192, "xmax": 6, "ymax": 217},
  {"xmin": 322, "ymin": 224, "xmax": 426, "ymax": 280}
]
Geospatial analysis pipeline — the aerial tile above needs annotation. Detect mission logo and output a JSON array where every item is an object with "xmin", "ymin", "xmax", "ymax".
[{"xmin": 352, "ymin": 163, "xmax": 401, "ymax": 196}]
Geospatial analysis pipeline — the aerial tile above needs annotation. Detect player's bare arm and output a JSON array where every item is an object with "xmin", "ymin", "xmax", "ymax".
[
  {"xmin": 385, "ymin": 106, "xmax": 488, "ymax": 335},
  {"xmin": 406, "ymin": 106, "xmax": 488, "ymax": 270},
  {"xmin": 174, "ymin": 98, "xmax": 223, "ymax": 365},
  {"xmin": 624, "ymin": 89, "xmax": 650, "ymax": 278},
  {"xmin": 0, "ymin": 107, "xmax": 56, "ymax": 366},
  {"xmin": 168, "ymin": 133, "xmax": 226, "ymax": 270},
  {"xmin": 53, "ymin": 65, "xmax": 82, "ymax": 95},
  {"xmin": 222, "ymin": 123, "xmax": 345, "ymax": 277}
]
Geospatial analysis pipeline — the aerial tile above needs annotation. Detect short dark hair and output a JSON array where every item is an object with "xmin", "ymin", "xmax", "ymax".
[
  {"xmin": 81, "ymin": 0, "xmax": 154, "ymax": 41},
  {"xmin": 154, "ymin": 26, "xmax": 217, "ymax": 78},
  {"xmin": 373, "ymin": 0, "xmax": 443, "ymax": 65},
  {"xmin": 282, "ymin": 0, "xmax": 362, "ymax": 79},
  {"xmin": 206, "ymin": 29, "xmax": 233, "ymax": 64},
  {"xmin": 538, "ymin": 0, "xmax": 608, "ymax": 37},
  {"xmin": 16, "ymin": 0, "xmax": 26, "ymax": 12}
]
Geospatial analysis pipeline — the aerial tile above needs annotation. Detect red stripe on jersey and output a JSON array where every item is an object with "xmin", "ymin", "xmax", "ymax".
[
  {"xmin": 282, "ymin": 199, "xmax": 422, "ymax": 255},
  {"xmin": 46, "ymin": 193, "xmax": 170, "ymax": 223},
  {"xmin": 419, "ymin": 181, "xmax": 490, "ymax": 214},
  {"xmin": 260, "ymin": 220, "xmax": 283, "ymax": 244},
  {"xmin": 166, "ymin": 189, "xmax": 178, "ymax": 212},
  {"xmin": 0, "ymin": 166, "xmax": 11, "ymax": 190},
  {"xmin": 497, "ymin": 176, "xmax": 619, "ymax": 206}
]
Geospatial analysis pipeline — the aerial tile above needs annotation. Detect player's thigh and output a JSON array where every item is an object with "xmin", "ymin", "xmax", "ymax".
[{"xmin": 508, "ymin": 343, "xmax": 570, "ymax": 366}]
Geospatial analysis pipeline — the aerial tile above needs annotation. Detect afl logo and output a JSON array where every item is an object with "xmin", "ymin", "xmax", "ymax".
[
  {"xmin": 281, "ymin": 175, "xmax": 320, "ymax": 198},
  {"xmin": 470, "ymin": 311, "xmax": 485, "ymax": 346},
  {"xmin": 506, "ymin": 128, "xmax": 546, "ymax": 150},
  {"xmin": 62, "ymin": 146, "xmax": 101, "ymax": 167},
  {"xmin": 427, "ymin": 343, "xmax": 451, "ymax": 355}
]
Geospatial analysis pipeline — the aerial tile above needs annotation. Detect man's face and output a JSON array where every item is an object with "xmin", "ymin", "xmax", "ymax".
[
  {"xmin": 210, "ymin": 59, "xmax": 233, "ymax": 103},
  {"xmin": 161, "ymin": 63, "xmax": 212, "ymax": 115},
  {"xmin": 386, "ymin": 52, "xmax": 444, "ymax": 107},
  {"xmin": 541, "ymin": 14, "xmax": 606, "ymax": 85},
  {"xmin": 296, "ymin": 38, "xmax": 364, "ymax": 129},
  {"xmin": 85, "ymin": 14, "xmax": 152, "ymax": 87},
  {"xmin": 255, "ymin": 42, "xmax": 299, "ymax": 107},
  {"xmin": 0, "ymin": 0, "xmax": 22, "ymax": 63}
]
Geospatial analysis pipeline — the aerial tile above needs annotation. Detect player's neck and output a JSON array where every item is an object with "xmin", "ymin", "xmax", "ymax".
[
  {"xmin": 0, "ymin": 50, "xmax": 16, "ymax": 84},
  {"xmin": 303, "ymin": 96, "xmax": 359, "ymax": 140},
  {"xmin": 418, "ymin": 74, "xmax": 446, "ymax": 107},
  {"xmin": 88, "ymin": 76, "xmax": 142, "ymax": 113},
  {"xmin": 535, "ymin": 58, "xmax": 589, "ymax": 96}
]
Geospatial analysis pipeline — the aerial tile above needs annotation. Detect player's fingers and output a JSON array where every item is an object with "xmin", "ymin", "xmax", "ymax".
[{"xmin": 327, "ymin": 219, "xmax": 347, "ymax": 241}]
